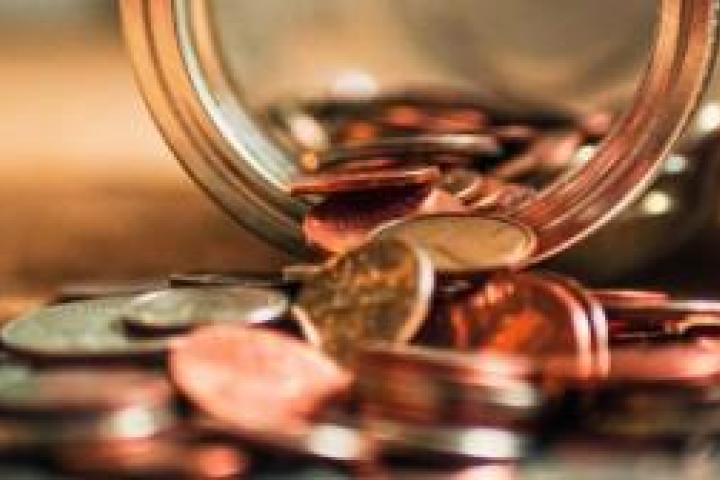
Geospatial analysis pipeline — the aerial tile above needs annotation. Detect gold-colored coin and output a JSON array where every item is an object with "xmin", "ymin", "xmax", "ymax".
[
  {"xmin": 374, "ymin": 214, "xmax": 536, "ymax": 277},
  {"xmin": 294, "ymin": 238, "xmax": 434, "ymax": 365}
]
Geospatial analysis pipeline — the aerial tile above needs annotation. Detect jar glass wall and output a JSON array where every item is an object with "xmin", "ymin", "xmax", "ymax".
[{"xmin": 120, "ymin": 0, "xmax": 717, "ymax": 261}]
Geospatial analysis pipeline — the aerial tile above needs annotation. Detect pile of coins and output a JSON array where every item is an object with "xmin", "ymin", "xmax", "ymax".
[{"xmin": 3, "ymin": 96, "xmax": 720, "ymax": 478}]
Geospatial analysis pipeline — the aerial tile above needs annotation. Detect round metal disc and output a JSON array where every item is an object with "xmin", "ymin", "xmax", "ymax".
[
  {"xmin": 294, "ymin": 238, "xmax": 434, "ymax": 365},
  {"xmin": 123, "ymin": 287, "xmax": 288, "ymax": 333},
  {"xmin": 374, "ymin": 214, "xmax": 536, "ymax": 276},
  {"xmin": 0, "ymin": 365, "xmax": 172, "ymax": 415},
  {"xmin": 170, "ymin": 326, "xmax": 351, "ymax": 440},
  {"xmin": 0, "ymin": 297, "xmax": 168, "ymax": 361},
  {"xmin": 457, "ymin": 272, "xmax": 594, "ymax": 378}
]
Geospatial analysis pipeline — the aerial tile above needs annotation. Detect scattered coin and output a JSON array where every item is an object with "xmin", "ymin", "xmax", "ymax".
[
  {"xmin": 170, "ymin": 326, "xmax": 352, "ymax": 442},
  {"xmin": 457, "ymin": 272, "xmax": 595, "ymax": 377},
  {"xmin": 122, "ymin": 287, "xmax": 288, "ymax": 334},
  {"xmin": 0, "ymin": 297, "xmax": 168, "ymax": 361},
  {"xmin": 167, "ymin": 270, "xmax": 291, "ymax": 290},
  {"xmin": 590, "ymin": 289, "xmax": 670, "ymax": 308},
  {"xmin": 374, "ymin": 214, "xmax": 536, "ymax": 277},
  {"xmin": 294, "ymin": 238, "xmax": 434, "ymax": 364}
]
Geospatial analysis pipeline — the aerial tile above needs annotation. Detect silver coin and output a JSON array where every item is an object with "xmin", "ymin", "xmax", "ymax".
[
  {"xmin": 0, "ymin": 297, "xmax": 167, "ymax": 360},
  {"xmin": 123, "ymin": 287, "xmax": 288, "ymax": 333},
  {"xmin": 373, "ymin": 214, "xmax": 536, "ymax": 276}
]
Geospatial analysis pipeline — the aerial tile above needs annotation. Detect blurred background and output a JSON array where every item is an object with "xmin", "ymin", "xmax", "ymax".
[
  {"xmin": 3, "ymin": 1, "xmax": 720, "ymax": 304},
  {"xmin": 0, "ymin": 2, "xmax": 287, "ymax": 298}
]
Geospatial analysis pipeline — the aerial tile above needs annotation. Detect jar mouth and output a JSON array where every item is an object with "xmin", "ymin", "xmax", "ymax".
[{"xmin": 120, "ymin": 0, "xmax": 718, "ymax": 261}]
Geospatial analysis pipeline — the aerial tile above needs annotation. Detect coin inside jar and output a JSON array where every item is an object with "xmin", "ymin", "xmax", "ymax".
[
  {"xmin": 288, "ymin": 165, "xmax": 441, "ymax": 196},
  {"xmin": 374, "ymin": 214, "xmax": 536, "ymax": 277},
  {"xmin": 294, "ymin": 238, "xmax": 434, "ymax": 365},
  {"xmin": 302, "ymin": 184, "xmax": 465, "ymax": 254},
  {"xmin": 170, "ymin": 326, "xmax": 352, "ymax": 441},
  {"xmin": 122, "ymin": 287, "xmax": 288, "ymax": 334}
]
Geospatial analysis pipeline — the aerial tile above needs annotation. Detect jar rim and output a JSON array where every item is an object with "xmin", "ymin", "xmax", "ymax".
[{"xmin": 120, "ymin": 0, "xmax": 719, "ymax": 261}]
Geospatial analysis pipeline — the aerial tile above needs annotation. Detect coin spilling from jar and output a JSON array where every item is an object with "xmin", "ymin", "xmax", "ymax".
[{"xmin": 2, "ymin": 98, "xmax": 720, "ymax": 478}]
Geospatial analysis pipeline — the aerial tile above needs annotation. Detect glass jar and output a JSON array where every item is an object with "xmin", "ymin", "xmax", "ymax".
[{"xmin": 119, "ymin": 0, "xmax": 717, "ymax": 262}]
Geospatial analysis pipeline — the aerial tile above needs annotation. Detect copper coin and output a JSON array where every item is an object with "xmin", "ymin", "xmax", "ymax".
[
  {"xmin": 57, "ymin": 438, "xmax": 249, "ymax": 479},
  {"xmin": 608, "ymin": 344, "xmax": 720, "ymax": 384},
  {"xmin": 426, "ymin": 108, "xmax": 489, "ymax": 133},
  {"xmin": 374, "ymin": 214, "xmax": 536, "ymax": 277},
  {"xmin": 606, "ymin": 300, "xmax": 720, "ymax": 340},
  {"xmin": 591, "ymin": 289, "xmax": 670, "ymax": 308},
  {"xmin": 170, "ymin": 326, "xmax": 351, "ymax": 439},
  {"xmin": 457, "ymin": 272, "xmax": 594, "ymax": 377},
  {"xmin": 380, "ymin": 105, "xmax": 428, "ymax": 129},
  {"xmin": 320, "ymin": 134, "xmax": 502, "ymax": 168},
  {"xmin": 578, "ymin": 111, "xmax": 614, "ymax": 139},
  {"xmin": 294, "ymin": 238, "xmax": 434, "ymax": 365},
  {"xmin": 539, "ymin": 273, "xmax": 609, "ymax": 377},
  {"xmin": 303, "ymin": 185, "xmax": 465, "ymax": 254},
  {"xmin": 288, "ymin": 166, "xmax": 440, "ymax": 196},
  {"xmin": 0, "ymin": 366, "xmax": 172, "ymax": 415}
]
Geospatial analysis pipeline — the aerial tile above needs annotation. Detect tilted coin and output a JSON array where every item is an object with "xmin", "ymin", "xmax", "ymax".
[
  {"xmin": 605, "ymin": 300, "xmax": 720, "ymax": 342},
  {"xmin": 374, "ymin": 214, "xmax": 536, "ymax": 277},
  {"xmin": 288, "ymin": 165, "xmax": 440, "ymax": 196},
  {"xmin": 0, "ymin": 297, "xmax": 167, "ymax": 361},
  {"xmin": 122, "ymin": 287, "xmax": 288, "ymax": 333},
  {"xmin": 320, "ymin": 134, "xmax": 501, "ymax": 167},
  {"xmin": 57, "ymin": 438, "xmax": 249, "ymax": 479},
  {"xmin": 303, "ymin": 185, "xmax": 465, "ymax": 254},
  {"xmin": 294, "ymin": 238, "xmax": 434, "ymax": 364},
  {"xmin": 52, "ymin": 280, "xmax": 165, "ymax": 304},
  {"xmin": 590, "ymin": 289, "xmax": 670, "ymax": 309},
  {"xmin": 539, "ymin": 273, "xmax": 609, "ymax": 377},
  {"xmin": 170, "ymin": 326, "xmax": 351, "ymax": 441},
  {"xmin": 456, "ymin": 272, "xmax": 594, "ymax": 378}
]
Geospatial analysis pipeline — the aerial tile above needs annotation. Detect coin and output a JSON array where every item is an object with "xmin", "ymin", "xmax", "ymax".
[
  {"xmin": 170, "ymin": 326, "xmax": 351, "ymax": 440},
  {"xmin": 0, "ymin": 366, "xmax": 172, "ymax": 415},
  {"xmin": 122, "ymin": 287, "xmax": 288, "ymax": 334},
  {"xmin": 0, "ymin": 297, "xmax": 168, "ymax": 361},
  {"xmin": 57, "ymin": 438, "xmax": 249, "ymax": 479},
  {"xmin": 605, "ymin": 300, "xmax": 720, "ymax": 341},
  {"xmin": 590, "ymin": 289, "xmax": 670, "ymax": 309},
  {"xmin": 288, "ymin": 166, "xmax": 440, "ymax": 196},
  {"xmin": 303, "ymin": 185, "xmax": 465, "ymax": 254},
  {"xmin": 294, "ymin": 238, "xmax": 434, "ymax": 364},
  {"xmin": 457, "ymin": 272, "xmax": 594, "ymax": 377},
  {"xmin": 540, "ymin": 273, "xmax": 609, "ymax": 377},
  {"xmin": 320, "ymin": 134, "xmax": 502, "ymax": 167},
  {"xmin": 439, "ymin": 168, "xmax": 486, "ymax": 204},
  {"xmin": 374, "ymin": 214, "xmax": 536, "ymax": 277}
]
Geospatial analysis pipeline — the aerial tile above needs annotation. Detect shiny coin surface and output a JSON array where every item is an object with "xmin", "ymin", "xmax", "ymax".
[
  {"xmin": 456, "ymin": 272, "xmax": 594, "ymax": 377},
  {"xmin": 0, "ymin": 297, "xmax": 167, "ymax": 361},
  {"xmin": 540, "ymin": 273, "xmax": 609, "ymax": 377},
  {"xmin": 170, "ymin": 326, "xmax": 351, "ymax": 439},
  {"xmin": 374, "ymin": 214, "xmax": 536, "ymax": 277},
  {"xmin": 123, "ymin": 287, "xmax": 288, "ymax": 333},
  {"xmin": 591, "ymin": 289, "xmax": 670, "ymax": 308},
  {"xmin": 289, "ymin": 166, "xmax": 441, "ymax": 196},
  {"xmin": 295, "ymin": 238, "xmax": 434, "ymax": 364}
]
